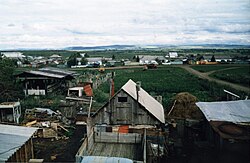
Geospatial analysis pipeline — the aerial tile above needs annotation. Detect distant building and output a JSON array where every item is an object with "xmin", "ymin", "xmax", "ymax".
[
  {"xmin": 50, "ymin": 54, "xmax": 62, "ymax": 59},
  {"xmin": 0, "ymin": 102, "xmax": 21, "ymax": 124},
  {"xmin": 1, "ymin": 52, "xmax": 25, "ymax": 59},
  {"xmin": 136, "ymin": 55, "xmax": 167, "ymax": 64},
  {"xmin": 168, "ymin": 52, "xmax": 178, "ymax": 58},
  {"xmin": 204, "ymin": 55, "xmax": 233, "ymax": 62},
  {"xmin": 86, "ymin": 57, "xmax": 103, "ymax": 66},
  {"xmin": 0, "ymin": 124, "xmax": 38, "ymax": 162}
]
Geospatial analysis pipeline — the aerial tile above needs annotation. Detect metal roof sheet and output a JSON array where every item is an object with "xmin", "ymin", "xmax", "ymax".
[
  {"xmin": 39, "ymin": 67, "xmax": 76, "ymax": 76},
  {"xmin": 80, "ymin": 156, "xmax": 133, "ymax": 163},
  {"xmin": 122, "ymin": 79, "xmax": 165, "ymax": 123},
  {"xmin": 196, "ymin": 100, "xmax": 250, "ymax": 123},
  {"xmin": 0, "ymin": 124, "xmax": 38, "ymax": 162},
  {"xmin": 28, "ymin": 70, "xmax": 66, "ymax": 78}
]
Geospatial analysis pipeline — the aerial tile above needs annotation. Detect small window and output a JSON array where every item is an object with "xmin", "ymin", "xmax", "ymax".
[{"xmin": 118, "ymin": 97, "xmax": 128, "ymax": 102}]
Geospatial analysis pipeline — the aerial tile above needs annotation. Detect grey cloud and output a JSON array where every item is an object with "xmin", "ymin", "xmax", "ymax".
[{"xmin": 7, "ymin": 24, "xmax": 15, "ymax": 27}]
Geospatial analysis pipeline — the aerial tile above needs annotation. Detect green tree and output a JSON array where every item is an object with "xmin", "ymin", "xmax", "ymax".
[
  {"xmin": 67, "ymin": 53, "xmax": 80, "ymax": 67},
  {"xmin": 211, "ymin": 55, "xmax": 216, "ymax": 62},
  {"xmin": 81, "ymin": 58, "xmax": 88, "ymax": 65},
  {"xmin": 0, "ymin": 59, "xmax": 24, "ymax": 102}
]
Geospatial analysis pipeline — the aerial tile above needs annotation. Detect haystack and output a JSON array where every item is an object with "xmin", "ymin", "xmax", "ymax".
[{"xmin": 169, "ymin": 92, "xmax": 203, "ymax": 119}]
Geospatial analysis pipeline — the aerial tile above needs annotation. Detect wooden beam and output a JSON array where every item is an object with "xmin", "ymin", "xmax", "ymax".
[
  {"xmin": 31, "ymin": 138, "xmax": 34, "ymax": 159},
  {"xmin": 25, "ymin": 143, "xmax": 28, "ymax": 162}
]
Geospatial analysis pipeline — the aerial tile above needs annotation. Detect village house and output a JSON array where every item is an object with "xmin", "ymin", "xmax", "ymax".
[
  {"xmin": 93, "ymin": 79, "xmax": 165, "ymax": 125},
  {"xmin": 0, "ymin": 124, "xmax": 38, "ymax": 162},
  {"xmin": 167, "ymin": 52, "xmax": 178, "ymax": 58},
  {"xmin": 16, "ymin": 67, "xmax": 76, "ymax": 96},
  {"xmin": 1, "ymin": 52, "xmax": 26, "ymax": 60},
  {"xmin": 76, "ymin": 80, "xmax": 167, "ymax": 163},
  {"xmin": 86, "ymin": 57, "xmax": 103, "ymax": 66},
  {"xmin": 204, "ymin": 55, "xmax": 233, "ymax": 63},
  {"xmin": 0, "ymin": 102, "xmax": 21, "ymax": 124},
  {"xmin": 136, "ymin": 55, "xmax": 167, "ymax": 65}
]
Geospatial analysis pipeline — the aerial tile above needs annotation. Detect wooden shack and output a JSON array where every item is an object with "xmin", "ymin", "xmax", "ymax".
[
  {"xmin": 0, "ymin": 124, "xmax": 37, "ymax": 162},
  {"xmin": 196, "ymin": 100, "xmax": 250, "ymax": 161},
  {"xmin": 93, "ymin": 79, "xmax": 165, "ymax": 125},
  {"xmin": 16, "ymin": 67, "xmax": 76, "ymax": 96},
  {"xmin": 0, "ymin": 102, "xmax": 21, "ymax": 124}
]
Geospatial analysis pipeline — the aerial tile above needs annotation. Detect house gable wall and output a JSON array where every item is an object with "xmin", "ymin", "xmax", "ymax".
[{"xmin": 94, "ymin": 90, "xmax": 160, "ymax": 125}]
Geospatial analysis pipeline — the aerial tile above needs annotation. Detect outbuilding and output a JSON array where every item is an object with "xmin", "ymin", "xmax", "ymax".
[
  {"xmin": 93, "ymin": 79, "xmax": 165, "ymax": 125},
  {"xmin": 0, "ymin": 102, "xmax": 21, "ymax": 124},
  {"xmin": 0, "ymin": 124, "xmax": 38, "ymax": 162}
]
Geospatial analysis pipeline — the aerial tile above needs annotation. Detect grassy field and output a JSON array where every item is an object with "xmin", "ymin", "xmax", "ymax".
[
  {"xmin": 190, "ymin": 65, "xmax": 237, "ymax": 72},
  {"xmin": 94, "ymin": 67, "xmax": 248, "ymax": 110},
  {"xmin": 210, "ymin": 66, "xmax": 250, "ymax": 87}
]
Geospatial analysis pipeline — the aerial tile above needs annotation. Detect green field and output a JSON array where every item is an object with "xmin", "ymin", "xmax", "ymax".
[
  {"xmin": 190, "ymin": 65, "xmax": 237, "ymax": 72},
  {"xmin": 210, "ymin": 66, "xmax": 250, "ymax": 87},
  {"xmin": 94, "ymin": 67, "xmax": 248, "ymax": 110}
]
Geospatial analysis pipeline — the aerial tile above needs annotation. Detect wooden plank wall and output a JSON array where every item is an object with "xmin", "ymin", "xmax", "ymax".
[{"xmin": 7, "ymin": 138, "xmax": 34, "ymax": 163}]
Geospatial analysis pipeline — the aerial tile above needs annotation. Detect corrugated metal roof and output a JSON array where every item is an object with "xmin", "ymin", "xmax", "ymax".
[
  {"xmin": 122, "ymin": 79, "xmax": 165, "ymax": 123},
  {"xmin": 0, "ymin": 124, "xmax": 37, "ymax": 162},
  {"xmin": 196, "ymin": 100, "xmax": 250, "ymax": 123},
  {"xmin": 39, "ymin": 67, "xmax": 76, "ymax": 76},
  {"xmin": 28, "ymin": 70, "xmax": 66, "ymax": 78},
  {"xmin": 80, "ymin": 156, "xmax": 133, "ymax": 163}
]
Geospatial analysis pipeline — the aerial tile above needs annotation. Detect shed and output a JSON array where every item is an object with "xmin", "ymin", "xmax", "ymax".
[
  {"xmin": 168, "ymin": 52, "xmax": 178, "ymax": 58},
  {"xmin": 0, "ymin": 124, "xmax": 38, "ymax": 162},
  {"xmin": 16, "ymin": 68, "xmax": 76, "ymax": 96},
  {"xmin": 1, "ymin": 52, "xmax": 25, "ymax": 59},
  {"xmin": 0, "ymin": 102, "xmax": 21, "ymax": 124},
  {"xmin": 196, "ymin": 100, "xmax": 250, "ymax": 123},
  {"xmin": 93, "ymin": 79, "xmax": 165, "ymax": 125},
  {"xmin": 196, "ymin": 100, "xmax": 250, "ymax": 151}
]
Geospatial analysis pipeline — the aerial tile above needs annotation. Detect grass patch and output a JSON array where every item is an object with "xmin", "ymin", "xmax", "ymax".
[
  {"xmin": 190, "ymin": 65, "xmax": 238, "ymax": 72},
  {"xmin": 210, "ymin": 66, "xmax": 250, "ymax": 87}
]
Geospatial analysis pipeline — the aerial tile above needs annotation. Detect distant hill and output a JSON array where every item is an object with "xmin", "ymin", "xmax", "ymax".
[
  {"xmin": 64, "ymin": 45, "xmax": 138, "ymax": 51},
  {"xmin": 64, "ymin": 44, "xmax": 250, "ymax": 51}
]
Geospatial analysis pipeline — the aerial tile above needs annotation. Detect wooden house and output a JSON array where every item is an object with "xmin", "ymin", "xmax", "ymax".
[
  {"xmin": 92, "ymin": 79, "xmax": 165, "ymax": 125},
  {"xmin": 16, "ymin": 68, "xmax": 76, "ymax": 96}
]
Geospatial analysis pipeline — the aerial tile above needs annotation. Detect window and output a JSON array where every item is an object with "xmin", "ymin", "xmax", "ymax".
[{"xmin": 118, "ymin": 97, "xmax": 128, "ymax": 102}]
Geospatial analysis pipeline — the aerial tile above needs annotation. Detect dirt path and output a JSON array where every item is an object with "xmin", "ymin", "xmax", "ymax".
[
  {"xmin": 176, "ymin": 65, "xmax": 250, "ymax": 94},
  {"xmin": 204, "ymin": 67, "xmax": 241, "ymax": 76}
]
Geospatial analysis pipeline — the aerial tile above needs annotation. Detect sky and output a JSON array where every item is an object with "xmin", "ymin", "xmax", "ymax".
[{"xmin": 0, "ymin": 0, "xmax": 250, "ymax": 49}]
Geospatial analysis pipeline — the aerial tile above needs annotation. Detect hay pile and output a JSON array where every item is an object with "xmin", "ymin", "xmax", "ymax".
[{"xmin": 170, "ymin": 92, "xmax": 203, "ymax": 119}]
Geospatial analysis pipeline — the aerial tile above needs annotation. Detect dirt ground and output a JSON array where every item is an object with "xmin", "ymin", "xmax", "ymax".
[{"xmin": 33, "ymin": 125, "xmax": 86, "ymax": 162}]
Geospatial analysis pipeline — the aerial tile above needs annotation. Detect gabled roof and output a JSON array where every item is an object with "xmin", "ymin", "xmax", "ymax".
[
  {"xmin": 122, "ymin": 80, "xmax": 165, "ymax": 123},
  {"xmin": 196, "ymin": 100, "xmax": 250, "ymax": 123},
  {"xmin": 1, "ymin": 52, "xmax": 25, "ymax": 58},
  {"xmin": 50, "ymin": 54, "xmax": 62, "ymax": 58},
  {"xmin": 0, "ymin": 124, "xmax": 37, "ymax": 162}
]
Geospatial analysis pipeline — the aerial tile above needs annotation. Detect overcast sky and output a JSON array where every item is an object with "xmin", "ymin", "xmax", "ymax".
[{"xmin": 0, "ymin": 0, "xmax": 249, "ymax": 49}]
